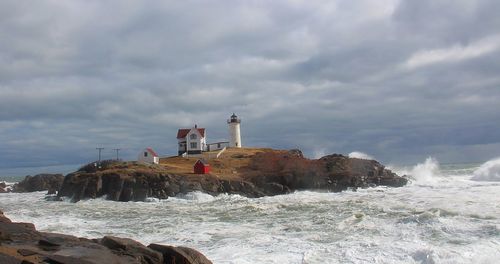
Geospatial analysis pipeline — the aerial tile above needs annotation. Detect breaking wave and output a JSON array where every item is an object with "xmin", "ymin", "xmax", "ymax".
[
  {"xmin": 348, "ymin": 151, "xmax": 374, "ymax": 160},
  {"xmin": 391, "ymin": 157, "xmax": 441, "ymax": 185},
  {"xmin": 410, "ymin": 157, "xmax": 440, "ymax": 183},
  {"xmin": 472, "ymin": 157, "xmax": 500, "ymax": 182}
]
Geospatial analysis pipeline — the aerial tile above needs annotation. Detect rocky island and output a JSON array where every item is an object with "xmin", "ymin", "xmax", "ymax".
[{"xmin": 57, "ymin": 148, "xmax": 407, "ymax": 202}]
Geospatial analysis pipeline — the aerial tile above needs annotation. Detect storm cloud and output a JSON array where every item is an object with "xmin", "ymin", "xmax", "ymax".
[{"xmin": 1, "ymin": 0, "xmax": 500, "ymax": 173}]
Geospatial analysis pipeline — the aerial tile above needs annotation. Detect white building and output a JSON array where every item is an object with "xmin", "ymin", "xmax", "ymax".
[
  {"xmin": 177, "ymin": 125, "xmax": 206, "ymax": 156},
  {"xmin": 207, "ymin": 141, "xmax": 229, "ymax": 151},
  {"xmin": 138, "ymin": 148, "xmax": 159, "ymax": 164},
  {"xmin": 227, "ymin": 113, "xmax": 242, "ymax": 148}
]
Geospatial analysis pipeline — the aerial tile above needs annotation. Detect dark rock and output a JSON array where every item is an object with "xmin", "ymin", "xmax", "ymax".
[
  {"xmin": 47, "ymin": 187, "xmax": 57, "ymax": 195},
  {"xmin": 133, "ymin": 187, "xmax": 149, "ymax": 201},
  {"xmin": 99, "ymin": 173, "xmax": 124, "ymax": 201},
  {"xmin": 287, "ymin": 149, "xmax": 304, "ymax": 158},
  {"xmin": 1, "ymin": 210, "xmax": 12, "ymax": 223},
  {"xmin": 44, "ymin": 254, "xmax": 95, "ymax": 264},
  {"xmin": 17, "ymin": 249, "xmax": 38, "ymax": 257},
  {"xmin": 38, "ymin": 238, "xmax": 62, "ymax": 248},
  {"xmin": 12, "ymin": 174, "xmax": 64, "ymax": 193},
  {"xmin": 0, "ymin": 182, "xmax": 8, "ymax": 193},
  {"xmin": 262, "ymin": 182, "xmax": 289, "ymax": 195},
  {"xmin": 0, "ymin": 219, "xmax": 40, "ymax": 242},
  {"xmin": 101, "ymin": 236, "xmax": 163, "ymax": 264},
  {"xmin": 148, "ymin": 244, "xmax": 213, "ymax": 264},
  {"xmin": 47, "ymin": 246, "xmax": 136, "ymax": 264},
  {"xmin": 0, "ymin": 253, "xmax": 23, "ymax": 264}
]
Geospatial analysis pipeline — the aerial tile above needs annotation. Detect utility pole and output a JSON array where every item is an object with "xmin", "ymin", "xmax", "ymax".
[
  {"xmin": 113, "ymin": 148, "xmax": 121, "ymax": 161},
  {"xmin": 96, "ymin": 147, "xmax": 104, "ymax": 164}
]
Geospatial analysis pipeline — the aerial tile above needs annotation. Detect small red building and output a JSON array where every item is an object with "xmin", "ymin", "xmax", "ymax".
[{"xmin": 194, "ymin": 159, "xmax": 210, "ymax": 174}]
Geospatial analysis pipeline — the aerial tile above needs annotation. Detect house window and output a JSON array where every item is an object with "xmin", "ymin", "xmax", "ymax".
[
  {"xmin": 190, "ymin": 134, "xmax": 197, "ymax": 140},
  {"xmin": 217, "ymin": 143, "xmax": 221, "ymax": 148},
  {"xmin": 144, "ymin": 152, "xmax": 148, "ymax": 157},
  {"xmin": 190, "ymin": 142, "xmax": 197, "ymax": 149}
]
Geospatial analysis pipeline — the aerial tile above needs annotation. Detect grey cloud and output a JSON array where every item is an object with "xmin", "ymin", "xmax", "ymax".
[{"xmin": 1, "ymin": 0, "xmax": 500, "ymax": 174}]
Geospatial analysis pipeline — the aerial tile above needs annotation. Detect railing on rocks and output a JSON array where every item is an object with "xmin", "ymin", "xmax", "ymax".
[{"xmin": 216, "ymin": 147, "xmax": 227, "ymax": 158}]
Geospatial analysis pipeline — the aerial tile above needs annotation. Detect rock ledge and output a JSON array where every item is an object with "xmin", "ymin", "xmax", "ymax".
[{"xmin": 0, "ymin": 210, "xmax": 212, "ymax": 264}]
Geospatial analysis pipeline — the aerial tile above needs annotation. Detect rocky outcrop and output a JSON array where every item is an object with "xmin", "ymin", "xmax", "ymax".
[
  {"xmin": 149, "ymin": 244, "xmax": 213, "ymax": 264},
  {"xmin": 0, "ymin": 182, "xmax": 8, "ymax": 193},
  {"xmin": 12, "ymin": 174, "xmax": 64, "ymax": 193},
  {"xmin": 0, "ymin": 210, "xmax": 212, "ymax": 264},
  {"xmin": 242, "ymin": 152, "xmax": 407, "ymax": 194},
  {"xmin": 57, "ymin": 151, "xmax": 407, "ymax": 202},
  {"xmin": 57, "ymin": 170, "xmax": 265, "ymax": 202}
]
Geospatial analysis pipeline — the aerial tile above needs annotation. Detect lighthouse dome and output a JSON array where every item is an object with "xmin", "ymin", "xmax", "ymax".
[{"xmin": 228, "ymin": 113, "xmax": 241, "ymax": 123}]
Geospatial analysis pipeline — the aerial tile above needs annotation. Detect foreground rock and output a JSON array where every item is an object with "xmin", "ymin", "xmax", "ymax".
[
  {"xmin": 57, "ymin": 150, "xmax": 407, "ymax": 202},
  {"xmin": 0, "ymin": 210, "xmax": 212, "ymax": 264},
  {"xmin": 12, "ymin": 174, "xmax": 64, "ymax": 193}
]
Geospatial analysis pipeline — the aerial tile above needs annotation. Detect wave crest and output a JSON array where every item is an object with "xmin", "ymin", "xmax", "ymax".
[
  {"xmin": 392, "ymin": 157, "xmax": 441, "ymax": 184},
  {"xmin": 472, "ymin": 157, "xmax": 500, "ymax": 182},
  {"xmin": 175, "ymin": 191, "xmax": 216, "ymax": 202}
]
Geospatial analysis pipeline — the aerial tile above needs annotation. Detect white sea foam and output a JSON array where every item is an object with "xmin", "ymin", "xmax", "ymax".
[
  {"xmin": 472, "ymin": 157, "xmax": 500, "ymax": 181},
  {"xmin": 0, "ymin": 181, "xmax": 16, "ymax": 186},
  {"xmin": 393, "ymin": 157, "xmax": 441, "ymax": 185},
  {"xmin": 174, "ymin": 191, "xmax": 216, "ymax": 202},
  {"xmin": 1, "ymin": 162, "xmax": 500, "ymax": 264},
  {"xmin": 348, "ymin": 151, "xmax": 374, "ymax": 160},
  {"xmin": 0, "ymin": 181, "xmax": 15, "ymax": 192}
]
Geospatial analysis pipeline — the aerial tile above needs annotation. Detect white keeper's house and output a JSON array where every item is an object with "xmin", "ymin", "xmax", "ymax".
[{"xmin": 177, "ymin": 125, "xmax": 207, "ymax": 156}]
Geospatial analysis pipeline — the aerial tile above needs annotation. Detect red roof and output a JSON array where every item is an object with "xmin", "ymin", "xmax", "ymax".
[
  {"xmin": 195, "ymin": 159, "xmax": 209, "ymax": 166},
  {"xmin": 194, "ymin": 159, "xmax": 210, "ymax": 174},
  {"xmin": 146, "ymin": 148, "xmax": 158, "ymax": 157},
  {"xmin": 176, "ymin": 128, "xmax": 205, "ymax": 139}
]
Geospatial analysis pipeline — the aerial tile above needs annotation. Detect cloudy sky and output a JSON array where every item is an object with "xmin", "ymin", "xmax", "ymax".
[{"xmin": 1, "ymin": 0, "xmax": 500, "ymax": 175}]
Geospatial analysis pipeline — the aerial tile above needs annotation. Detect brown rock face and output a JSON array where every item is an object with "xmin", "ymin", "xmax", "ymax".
[
  {"xmin": 57, "ymin": 150, "xmax": 407, "ymax": 202},
  {"xmin": 0, "ymin": 210, "xmax": 212, "ymax": 264},
  {"xmin": 149, "ymin": 244, "xmax": 213, "ymax": 264},
  {"xmin": 100, "ymin": 236, "xmax": 163, "ymax": 264},
  {"xmin": 243, "ymin": 151, "xmax": 407, "ymax": 193},
  {"xmin": 12, "ymin": 174, "xmax": 64, "ymax": 193}
]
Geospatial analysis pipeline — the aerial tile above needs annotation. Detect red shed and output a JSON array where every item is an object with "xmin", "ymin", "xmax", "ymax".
[{"xmin": 194, "ymin": 159, "xmax": 210, "ymax": 174}]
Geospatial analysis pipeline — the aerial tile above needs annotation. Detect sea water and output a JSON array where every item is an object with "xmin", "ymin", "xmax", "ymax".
[{"xmin": 1, "ymin": 158, "xmax": 499, "ymax": 264}]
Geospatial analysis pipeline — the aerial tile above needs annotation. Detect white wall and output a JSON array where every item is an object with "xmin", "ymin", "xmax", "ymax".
[
  {"xmin": 229, "ymin": 122, "xmax": 241, "ymax": 148},
  {"xmin": 138, "ymin": 149, "xmax": 159, "ymax": 164},
  {"xmin": 207, "ymin": 142, "xmax": 229, "ymax": 151},
  {"xmin": 186, "ymin": 129, "xmax": 206, "ymax": 151},
  {"xmin": 178, "ymin": 138, "xmax": 187, "ymax": 153}
]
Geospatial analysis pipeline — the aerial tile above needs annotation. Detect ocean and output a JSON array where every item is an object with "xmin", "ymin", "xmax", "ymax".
[{"xmin": 1, "ymin": 158, "xmax": 499, "ymax": 264}]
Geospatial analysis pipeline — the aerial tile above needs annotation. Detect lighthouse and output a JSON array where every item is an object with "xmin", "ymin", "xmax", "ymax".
[{"xmin": 227, "ymin": 113, "xmax": 242, "ymax": 148}]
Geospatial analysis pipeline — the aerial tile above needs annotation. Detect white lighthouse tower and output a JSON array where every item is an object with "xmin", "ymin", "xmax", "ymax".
[{"xmin": 227, "ymin": 113, "xmax": 242, "ymax": 148}]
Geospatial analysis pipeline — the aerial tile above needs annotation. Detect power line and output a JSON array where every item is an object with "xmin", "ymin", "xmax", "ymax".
[
  {"xmin": 96, "ymin": 147, "xmax": 104, "ymax": 164},
  {"xmin": 113, "ymin": 148, "xmax": 121, "ymax": 161}
]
